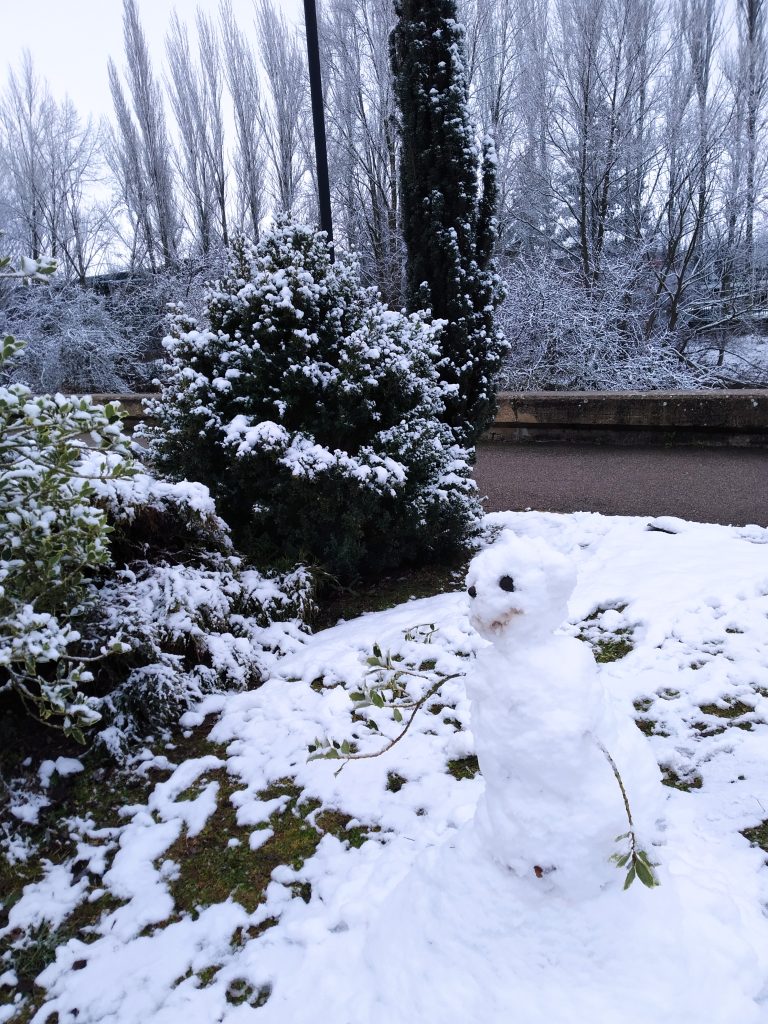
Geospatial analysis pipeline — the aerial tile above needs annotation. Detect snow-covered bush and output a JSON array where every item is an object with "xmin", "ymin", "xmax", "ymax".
[
  {"xmin": 0, "ymin": 283, "xmax": 151, "ymax": 394},
  {"xmin": 497, "ymin": 256, "xmax": 720, "ymax": 391},
  {"xmin": 79, "ymin": 465, "xmax": 313, "ymax": 748},
  {"xmin": 0, "ymin": 255, "xmax": 313, "ymax": 748},
  {"xmin": 0, "ymin": 252, "xmax": 229, "ymax": 394},
  {"xmin": 147, "ymin": 223, "xmax": 481, "ymax": 581},
  {"xmin": 0, "ymin": 334, "xmax": 134, "ymax": 739}
]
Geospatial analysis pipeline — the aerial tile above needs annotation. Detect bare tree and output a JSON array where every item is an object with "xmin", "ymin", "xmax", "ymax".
[
  {"xmin": 0, "ymin": 52, "xmax": 51, "ymax": 260},
  {"xmin": 462, "ymin": 0, "xmax": 523, "ymax": 247},
  {"xmin": 166, "ymin": 10, "xmax": 230, "ymax": 254},
  {"xmin": 321, "ymin": 0, "xmax": 402, "ymax": 300},
  {"xmin": 255, "ymin": 0, "xmax": 308, "ymax": 215},
  {"xmin": 0, "ymin": 53, "xmax": 111, "ymax": 281},
  {"xmin": 219, "ymin": 0, "xmax": 266, "ymax": 240},
  {"xmin": 108, "ymin": 0, "xmax": 180, "ymax": 268},
  {"xmin": 738, "ymin": 0, "xmax": 767, "ymax": 289}
]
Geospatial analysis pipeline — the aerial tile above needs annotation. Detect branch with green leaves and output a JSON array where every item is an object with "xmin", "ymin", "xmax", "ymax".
[
  {"xmin": 308, "ymin": 625, "xmax": 465, "ymax": 773},
  {"xmin": 0, "ymin": 254, "xmax": 57, "ymax": 283},
  {"xmin": 596, "ymin": 738, "xmax": 660, "ymax": 890}
]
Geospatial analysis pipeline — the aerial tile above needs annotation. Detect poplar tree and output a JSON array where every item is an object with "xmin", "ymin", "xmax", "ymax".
[{"xmin": 391, "ymin": 0, "xmax": 506, "ymax": 444}]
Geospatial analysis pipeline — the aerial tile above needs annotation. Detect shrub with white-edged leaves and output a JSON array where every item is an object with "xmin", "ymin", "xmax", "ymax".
[
  {"xmin": 148, "ymin": 222, "xmax": 481, "ymax": 581},
  {"xmin": 0, "ymin": 332, "xmax": 133, "ymax": 740},
  {"xmin": 0, "ymin": 254, "xmax": 314, "ymax": 747}
]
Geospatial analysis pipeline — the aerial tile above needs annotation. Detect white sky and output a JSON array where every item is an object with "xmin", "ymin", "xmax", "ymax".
[{"xmin": 0, "ymin": 0, "xmax": 304, "ymax": 124}]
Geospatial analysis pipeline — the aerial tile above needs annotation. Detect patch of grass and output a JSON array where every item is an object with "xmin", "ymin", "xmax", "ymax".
[
  {"xmin": 447, "ymin": 755, "xmax": 480, "ymax": 781},
  {"xmin": 742, "ymin": 821, "xmax": 768, "ymax": 853},
  {"xmin": 167, "ymin": 778, "xmax": 311, "ymax": 915},
  {"xmin": 632, "ymin": 698, "xmax": 669, "ymax": 738},
  {"xmin": 577, "ymin": 607, "xmax": 634, "ymax": 663},
  {"xmin": 7, "ymin": 887, "xmax": 121, "ymax": 1000},
  {"xmin": 166, "ymin": 778, "xmax": 375, "ymax": 919},
  {"xmin": 693, "ymin": 698, "xmax": 758, "ymax": 735},
  {"xmin": 634, "ymin": 717, "xmax": 658, "ymax": 737},
  {"xmin": 386, "ymin": 772, "xmax": 406, "ymax": 793},
  {"xmin": 593, "ymin": 633, "xmax": 634, "ymax": 663},
  {"xmin": 699, "ymin": 698, "xmax": 756, "ymax": 720},
  {"xmin": 660, "ymin": 765, "xmax": 703, "ymax": 792},
  {"xmin": 315, "ymin": 810, "xmax": 372, "ymax": 849},
  {"xmin": 196, "ymin": 964, "xmax": 220, "ymax": 987},
  {"xmin": 0, "ymin": 724, "xmax": 230, "ymax": 1019},
  {"xmin": 226, "ymin": 978, "xmax": 271, "ymax": 1008},
  {"xmin": 8, "ymin": 924, "xmax": 61, "ymax": 997}
]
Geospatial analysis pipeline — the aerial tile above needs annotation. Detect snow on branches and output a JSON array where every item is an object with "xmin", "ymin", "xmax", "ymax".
[{"xmin": 148, "ymin": 222, "xmax": 481, "ymax": 581}]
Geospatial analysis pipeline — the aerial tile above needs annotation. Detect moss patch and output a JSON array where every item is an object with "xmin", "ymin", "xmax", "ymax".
[
  {"xmin": 742, "ymin": 821, "xmax": 768, "ymax": 853},
  {"xmin": 660, "ymin": 766, "xmax": 703, "ymax": 792},
  {"xmin": 166, "ymin": 778, "xmax": 374, "ymax": 918},
  {"xmin": 447, "ymin": 755, "xmax": 480, "ymax": 781}
]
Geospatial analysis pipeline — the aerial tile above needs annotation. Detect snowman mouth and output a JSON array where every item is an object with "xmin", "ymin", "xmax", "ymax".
[{"xmin": 487, "ymin": 609, "xmax": 523, "ymax": 634}]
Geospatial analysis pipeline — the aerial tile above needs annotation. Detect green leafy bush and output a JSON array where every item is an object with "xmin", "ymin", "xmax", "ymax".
[
  {"xmin": 0, "ymin": 334, "xmax": 133, "ymax": 739},
  {"xmin": 1, "ymin": 251, "xmax": 315, "ymax": 747},
  {"xmin": 80, "ymin": 466, "xmax": 313, "ymax": 746},
  {"xmin": 147, "ymin": 223, "xmax": 481, "ymax": 581}
]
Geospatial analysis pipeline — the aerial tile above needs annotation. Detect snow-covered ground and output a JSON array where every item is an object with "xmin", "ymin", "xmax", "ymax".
[
  {"xmin": 689, "ymin": 333, "xmax": 768, "ymax": 385},
  {"xmin": 3, "ymin": 510, "xmax": 768, "ymax": 1023}
]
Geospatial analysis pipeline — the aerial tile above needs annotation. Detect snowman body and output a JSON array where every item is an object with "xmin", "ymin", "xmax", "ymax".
[{"xmin": 465, "ymin": 535, "xmax": 663, "ymax": 893}]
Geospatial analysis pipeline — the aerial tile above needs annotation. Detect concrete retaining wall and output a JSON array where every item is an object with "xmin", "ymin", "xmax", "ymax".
[
  {"xmin": 89, "ymin": 390, "xmax": 768, "ymax": 448},
  {"xmin": 488, "ymin": 391, "xmax": 768, "ymax": 446}
]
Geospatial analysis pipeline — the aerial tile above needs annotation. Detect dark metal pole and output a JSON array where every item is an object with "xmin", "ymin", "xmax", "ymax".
[{"xmin": 303, "ymin": 0, "xmax": 334, "ymax": 259}]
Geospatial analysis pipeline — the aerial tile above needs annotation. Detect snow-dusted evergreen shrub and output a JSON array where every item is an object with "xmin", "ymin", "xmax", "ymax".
[
  {"xmin": 0, "ymin": 334, "xmax": 133, "ymax": 740},
  {"xmin": 0, "ymin": 255, "xmax": 312, "ymax": 747},
  {"xmin": 148, "ymin": 223, "xmax": 481, "ymax": 581}
]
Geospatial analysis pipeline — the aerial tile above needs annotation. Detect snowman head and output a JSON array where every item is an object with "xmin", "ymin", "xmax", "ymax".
[{"xmin": 466, "ymin": 534, "xmax": 576, "ymax": 643}]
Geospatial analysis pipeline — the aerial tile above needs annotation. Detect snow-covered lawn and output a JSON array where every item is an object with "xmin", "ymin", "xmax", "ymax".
[{"xmin": 3, "ymin": 511, "xmax": 768, "ymax": 1023}]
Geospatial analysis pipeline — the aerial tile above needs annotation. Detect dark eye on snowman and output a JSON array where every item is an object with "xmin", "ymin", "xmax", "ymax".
[
  {"xmin": 468, "ymin": 585, "xmax": 477, "ymax": 599},
  {"xmin": 499, "ymin": 576, "xmax": 515, "ymax": 592}
]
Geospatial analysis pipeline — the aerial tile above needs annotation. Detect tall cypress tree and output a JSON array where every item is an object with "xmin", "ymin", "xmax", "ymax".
[{"xmin": 391, "ymin": 0, "xmax": 506, "ymax": 444}]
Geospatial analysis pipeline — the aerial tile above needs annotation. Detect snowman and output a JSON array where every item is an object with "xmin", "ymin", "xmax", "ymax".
[
  {"xmin": 252, "ymin": 532, "xmax": 768, "ymax": 1024},
  {"xmin": 351, "ymin": 532, "xmax": 768, "ymax": 1024},
  {"xmin": 464, "ymin": 533, "xmax": 663, "ymax": 895}
]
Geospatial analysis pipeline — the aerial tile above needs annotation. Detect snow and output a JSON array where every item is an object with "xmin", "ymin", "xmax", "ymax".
[
  {"xmin": 6, "ymin": 511, "xmax": 768, "ymax": 1022},
  {"xmin": 38, "ymin": 758, "xmax": 84, "ymax": 788}
]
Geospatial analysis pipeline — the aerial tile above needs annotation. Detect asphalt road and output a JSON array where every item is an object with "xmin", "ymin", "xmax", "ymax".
[{"xmin": 474, "ymin": 443, "xmax": 768, "ymax": 527}]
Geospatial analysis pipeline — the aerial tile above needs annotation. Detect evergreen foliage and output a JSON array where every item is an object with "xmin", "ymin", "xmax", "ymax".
[
  {"xmin": 148, "ymin": 222, "xmax": 481, "ymax": 581},
  {"xmin": 391, "ymin": 0, "xmax": 507, "ymax": 443},
  {"xmin": 0, "ymin": 255, "xmax": 312, "ymax": 746},
  {"xmin": 0, "ymin": 334, "xmax": 133, "ymax": 739}
]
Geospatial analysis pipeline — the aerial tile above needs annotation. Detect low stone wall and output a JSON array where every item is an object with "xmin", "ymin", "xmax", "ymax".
[
  {"xmin": 488, "ymin": 391, "xmax": 768, "ymax": 447},
  {"xmin": 89, "ymin": 390, "xmax": 768, "ymax": 448}
]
